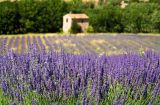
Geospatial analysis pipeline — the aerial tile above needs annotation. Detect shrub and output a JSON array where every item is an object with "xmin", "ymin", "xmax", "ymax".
[{"xmin": 86, "ymin": 25, "xmax": 94, "ymax": 33}]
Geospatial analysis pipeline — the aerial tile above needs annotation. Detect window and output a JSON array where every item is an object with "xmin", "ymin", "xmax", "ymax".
[{"xmin": 66, "ymin": 18, "xmax": 68, "ymax": 23}]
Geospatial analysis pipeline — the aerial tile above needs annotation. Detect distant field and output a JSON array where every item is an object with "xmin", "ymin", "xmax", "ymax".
[{"xmin": 0, "ymin": 34, "xmax": 160, "ymax": 55}]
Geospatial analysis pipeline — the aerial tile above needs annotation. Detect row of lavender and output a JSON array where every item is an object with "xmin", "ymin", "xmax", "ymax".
[
  {"xmin": 0, "ymin": 36, "xmax": 75, "ymax": 54},
  {"xmin": 0, "ymin": 36, "xmax": 95, "ymax": 54},
  {"xmin": 1, "ymin": 35, "xmax": 160, "ymax": 55},
  {"xmin": 0, "ymin": 36, "xmax": 48, "ymax": 54},
  {"xmin": 0, "ymin": 46, "xmax": 160, "ymax": 104}
]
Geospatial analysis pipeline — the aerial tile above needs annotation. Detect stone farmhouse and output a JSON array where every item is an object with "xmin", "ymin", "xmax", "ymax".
[{"xmin": 63, "ymin": 13, "xmax": 89, "ymax": 33}]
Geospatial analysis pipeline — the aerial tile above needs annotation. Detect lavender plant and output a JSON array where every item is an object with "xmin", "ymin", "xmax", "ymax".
[
  {"xmin": 0, "ymin": 46, "xmax": 160, "ymax": 105},
  {"xmin": 8, "ymin": 37, "xmax": 15, "ymax": 50},
  {"xmin": 13, "ymin": 37, "xmax": 19, "ymax": 53},
  {"xmin": 21, "ymin": 36, "xmax": 26, "ymax": 54}
]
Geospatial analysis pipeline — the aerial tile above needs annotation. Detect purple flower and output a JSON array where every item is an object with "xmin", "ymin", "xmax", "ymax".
[
  {"xmin": 47, "ymin": 79, "xmax": 56, "ymax": 91},
  {"xmin": 113, "ymin": 100, "xmax": 120, "ymax": 105},
  {"xmin": 1, "ymin": 80, "xmax": 9, "ymax": 93},
  {"xmin": 120, "ymin": 96, "xmax": 125, "ymax": 105},
  {"xmin": 148, "ymin": 98, "xmax": 155, "ymax": 105},
  {"xmin": 142, "ymin": 84, "xmax": 148, "ymax": 99},
  {"xmin": 82, "ymin": 86, "xmax": 87, "ymax": 105},
  {"xmin": 10, "ymin": 102, "xmax": 16, "ymax": 105},
  {"xmin": 32, "ymin": 99, "xmax": 37, "ymax": 105}
]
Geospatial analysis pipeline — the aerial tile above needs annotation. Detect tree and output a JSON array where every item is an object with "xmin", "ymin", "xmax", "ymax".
[
  {"xmin": 0, "ymin": 1, "xmax": 22, "ymax": 34},
  {"xmin": 66, "ymin": 0, "xmax": 95, "ymax": 13},
  {"xmin": 87, "ymin": 5, "xmax": 123, "ymax": 32},
  {"xmin": 151, "ymin": 10, "xmax": 160, "ymax": 32},
  {"xmin": 122, "ymin": 3, "xmax": 158, "ymax": 33},
  {"xmin": 18, "ymin": 0, "xmax": 67, "ymax": 33}
]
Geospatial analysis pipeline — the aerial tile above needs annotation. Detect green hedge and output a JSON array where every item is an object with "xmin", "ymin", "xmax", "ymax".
[
  {"xmin": 0, "ymin": 0, "xmax": 159, "ymax": 34},
  {"xmin": 0, "ymin": 0, "xmax": 67, "ymax": 34}
]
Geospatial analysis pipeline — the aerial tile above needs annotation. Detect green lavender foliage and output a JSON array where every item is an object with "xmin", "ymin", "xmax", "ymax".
[{"xmin": 0, "ymin": 83, "xmax": 160, "ymax": 105}]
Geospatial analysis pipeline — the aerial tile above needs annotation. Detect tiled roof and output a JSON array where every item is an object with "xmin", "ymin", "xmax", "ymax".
[{"xmin": 64, "ymin": 13, "xmax": 89, "ymax": 19}]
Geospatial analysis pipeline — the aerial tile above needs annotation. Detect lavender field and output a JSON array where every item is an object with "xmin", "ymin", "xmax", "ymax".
[
  {"xmin": 0, "ymin": 34, "xmax": 160, "ymax": 105},
  {"xmin": 0, "ymin": 34, "xmax": 160, "ymax": 55}
]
